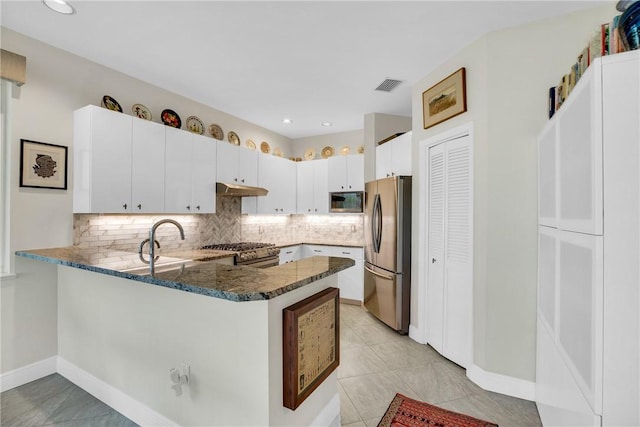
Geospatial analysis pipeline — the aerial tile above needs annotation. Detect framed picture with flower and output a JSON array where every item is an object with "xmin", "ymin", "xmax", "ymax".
[{"xmin": 20, "ymin": 139, "xmax": 68, "ymax": 190}]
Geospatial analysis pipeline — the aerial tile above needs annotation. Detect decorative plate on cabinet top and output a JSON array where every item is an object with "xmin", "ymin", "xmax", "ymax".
[
  {"xmin": 208, "ymin": 124, "xmax": 224, "ymax": 140},
  {"xmin": 161, "ymin": 109, "xmax": 181, "ymax": 128},
  {"xmin": 357, "ymin": 145, "xmax": 364, "ymax": 154},
  {"xmin": 273, "ymin": 147, "xmax": 283, "ymax": 157},
  {"xmin": 228, "ymin": 131, "xmax": 240, "ymax": 145},
  {"xmin": 246, "ymin": 139, "xmax": 256, "ymax": 150},
  {"xmin": 131, "ymin": 103, "xmax": 151, "ymax": 120},
  {"xmin": 101, "ymin": 95, "xmax": 122, "ymax": 113},
  {"xmin": 260, "ymin": 141, "xmax": 271, "ymax": 154},
  {"xmin": 340, "ymin": 146, "xmax": 350, "ymax": 156},
  {"xmin": 304, "ymin": 148, "xmax": 316, "ymax": 160},
  {"xmin": 186, "ymin": 116, "xmax": 204, "ymax": 135},
  {"xmin": 321, "ymin": 146, "xmax": 334, "ymax": 159}
]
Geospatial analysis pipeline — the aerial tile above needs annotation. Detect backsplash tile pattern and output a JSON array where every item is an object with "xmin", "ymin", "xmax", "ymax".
[
  {"xmin": 74, "ymin": 197, "xmax": 363, "ymax": 252},
  {"xmin": 241, "ymin": 214, "xmax": 363, "ymax": 246},
  {"xmin": 74, "ymin": 197, "xmax": 241, "ymax": 252}
]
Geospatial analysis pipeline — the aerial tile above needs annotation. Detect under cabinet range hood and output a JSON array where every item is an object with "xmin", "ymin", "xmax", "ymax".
[{"xmin": 216, "ymin": 182, "xmax": 268, "ymax": 197}]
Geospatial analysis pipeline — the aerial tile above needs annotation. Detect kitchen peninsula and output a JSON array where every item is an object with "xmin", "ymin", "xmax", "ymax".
[{"xmin": 16, "ymin": 247, "xmax": 354, "ymax": 426}]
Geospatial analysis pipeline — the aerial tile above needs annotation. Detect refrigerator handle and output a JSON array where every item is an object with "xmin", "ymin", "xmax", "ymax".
[
  {"xmin": 371, "ymin": 193, "xmax": 380, "ymax": 253},
  {"xmin": 374, "ymin": 193, "xmax": 383, "ymax": 253},
  {"xmin": 364, "ymin": 265, "xmax": 394, "ymax": 281}
]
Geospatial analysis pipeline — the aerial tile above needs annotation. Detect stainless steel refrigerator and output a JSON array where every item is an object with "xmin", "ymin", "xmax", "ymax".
[{"xmin": 363, "ymin": 176, "xmax": 412, "ymax": 334}]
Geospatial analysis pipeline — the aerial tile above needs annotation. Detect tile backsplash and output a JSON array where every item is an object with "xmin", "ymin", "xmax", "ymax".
[{"xmin": 74, "ymin": 197, "xmax": 363, "ymax": 252}]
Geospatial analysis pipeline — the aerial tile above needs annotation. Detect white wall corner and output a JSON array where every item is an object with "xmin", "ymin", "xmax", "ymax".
[
  {"xmin": 467, "ymin": 363, "xmax": 535, "ymax": 402},
  {"xmin": 56, "ymin": 357, "xmax": 178, "ymax": 427},
  {"xmin": 0, "ymin": 356, "xmax": 57, "ymax": 392},
  {"xmin": 311, "ymin": 392, "xmax": 341, "ymax": 427}
]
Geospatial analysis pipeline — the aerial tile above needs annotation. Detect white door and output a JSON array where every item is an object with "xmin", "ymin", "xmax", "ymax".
[
  {"xmin": 426, "ymin": 143, "xmax": 445, "ymax": 354},
  {"xmin": 426, "ymin": 134, "xmax": 473, "ymax": 368},
  {"xmin": 313, "ymin": 160, "xmax": 329, "ymax": 213},
  {"xmin": 376, "ymin": 142, "xmax": 392, "ymax": 179},
  {"xmin": 296, "ymin": 161, "xmax": 314, "ymax": 213},
  {"xmin": 327, "ymin": 156, "xmax": 347, "ymax": 192},
  {"xmin": 131, "ymin": 118, "xmax": 165, "ymax": 213},
  {"xmin": 346, "ymin": 155, "xmax": 364, "ymax": 191}
]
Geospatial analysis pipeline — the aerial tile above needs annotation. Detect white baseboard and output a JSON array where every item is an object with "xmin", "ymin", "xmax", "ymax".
[
  {"xmin": 0, "ymin": 356, "xmax": 57, "ymax": 392},
  {"xmin": 57, "ymin": 357, "xmax": 177, "ymax": 427},
  {"xmin": 467, "ymin": 363, "xmax": 535, "ymax": 401},
  {"xmin": 311, "ymin": 392, "xmax": 340, "ymax": 427},
  {"xmin": 408, "ymin": 324, "xmax": 427, "ymax": 344}
]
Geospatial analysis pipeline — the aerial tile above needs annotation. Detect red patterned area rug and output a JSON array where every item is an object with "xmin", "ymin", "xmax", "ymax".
[{"xmin": 378, "ymin": 393, "xmax": 498, "ymax": 427}]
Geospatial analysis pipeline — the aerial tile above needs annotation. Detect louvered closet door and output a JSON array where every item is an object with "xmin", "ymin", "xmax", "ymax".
[{"xmin": 427, "ymin": 135, "xmax": 473, "ymax": 368}]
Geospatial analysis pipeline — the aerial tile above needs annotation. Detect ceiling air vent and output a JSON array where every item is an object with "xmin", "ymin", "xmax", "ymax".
[{"xmin": 375, "ymin": 78, "xmax": 403, "ymax": 92}]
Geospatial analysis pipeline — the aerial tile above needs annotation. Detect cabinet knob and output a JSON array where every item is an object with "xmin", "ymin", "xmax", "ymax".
[
  {"xmin": 348, "ymin": 185, "xmax": 352, "ymax": 189},
  {"xmin": 341, "ymin": 186, "xmax": 344, "ymax": 189},
  {"xmin": 187, "ymin": 205, "xmax": 191, "ymax": 211},
  {"xmin": 314, "ymin": 208, "xmax": 317, "ymax": 212},
  {"xmin": 234, "ymin": 178, "xmax": 238, "ymax": 182},
  {"xmin": 137, "ymin": 204, "xmax": 142, "ymax": 210},
  {"xmin": 196, "ymin": 205, "xmax": 201, "ymax": 211},
  {"xmin": 122, "ymin": 203, "xmax": 128, "ymax": 210},
  {"xmin": 386, "ymin": 173, "xmax": 390, "ymax": 177},
  {"xmin": 432, "ymin": 258, "xmax": 436, "ymax": 263},
  {"xmin": 274, "ymin": 208, "xmax": 278, "ymax": 212},
  {"xmin": 391, "ymin": 172, "xmax": 395, "ymax": 176},
  {"xmin": 308, "ymin": 209, "xmax": 311, "ymax": 212},
  {"xmin": 241, "ymin": 179, "xmax": 245, "ymax": 183}
]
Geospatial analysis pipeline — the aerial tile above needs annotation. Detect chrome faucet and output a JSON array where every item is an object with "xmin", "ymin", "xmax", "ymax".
[{"xmin": 147, "ymin": 219, "xmax": 185, "ymax": 275}]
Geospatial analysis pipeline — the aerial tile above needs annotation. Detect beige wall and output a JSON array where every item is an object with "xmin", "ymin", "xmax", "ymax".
[
  {"xmin": 411, "ymin": 4, "xmax": 614, "ymax": 382},
  {"xmin": 291, "ymin": 129, "xmax": 364, "ymax": 160}
]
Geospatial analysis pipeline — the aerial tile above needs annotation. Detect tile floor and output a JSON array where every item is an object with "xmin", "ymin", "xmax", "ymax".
[
  {"xmin": 338, "ymin": 303, "xmax": 542, "ymax": 427},
  {"xmin": 1, "ymin": 303, "xmax": 542, "ymax": 427}
]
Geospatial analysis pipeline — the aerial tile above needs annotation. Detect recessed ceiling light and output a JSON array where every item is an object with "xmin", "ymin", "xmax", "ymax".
[
  {"xmin": 321, "ymin": 122, "xmax": 332, "ymax": 127},
  {"xmin": 43, "ymin": 0, "xmax": 75, "ymax": 15},
  {"xmin": 282, "ymin": 118, "xmax": 292, "ymax": 124}
]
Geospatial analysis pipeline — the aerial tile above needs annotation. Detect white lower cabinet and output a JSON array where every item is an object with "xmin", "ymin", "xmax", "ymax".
[
  {"xmin": 297, "ymin": 245, "xmax": 363, "ymax": 302},
  {"xmin": 278, "ymin": 245, "xmax": 301, "ymax": 265},
  {"xmin": 331, "ymin": 247, "xmax": 363, "ymax": 302}
]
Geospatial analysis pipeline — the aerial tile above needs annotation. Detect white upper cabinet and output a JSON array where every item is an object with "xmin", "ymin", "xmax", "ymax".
[
  {"xmin": 296, "ymin": 159, "xmax": 328, "ymax": 214},
  {"xmin": 257, "ymin": 153, "xmax": 296, "ymax": 214},
  {"xmin": 74, "ymin": 105, "xmax": 133, "ymax": 213},
  {"xmin": 216, "ymin": 141, "xmax": 258, "ymax": 186},
  {"xmin": 131, "ymin": 118, "xmax": 166, "ymax": 213},
  {"xmin": 556, "ymin": 64, "xmax": 603, "ymax": 235},
  {"xmin": 191, "ymin": 134, "xmax": 217, "ymax": 213},
  {"xmin": 74, "ymin": 105, "xmax": 218, "ymax": 214},
  {"xmin": 537, "ymin": 121, "xmax": 558, "ymax": 228},
  {"xmin": 165, "ymin": 129, "xmax": 217, "ymax": 214},
  {"xmin": 328, "ymin": 155, "xmax": 364, "ymax": 192},
  {"xmin": 375, "ymin": 131, "xmax": 412, "ymax": 179}
]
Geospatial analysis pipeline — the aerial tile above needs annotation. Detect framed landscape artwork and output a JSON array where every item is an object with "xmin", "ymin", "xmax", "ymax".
[
  {"xmin": 422, "ymin": 67, "xmax": 467, "ymax": 130},
  {"xmin": 283, "ymin": 287, "xmax": 340, "ymax": 410},
  {"xmin": 20, "ymin": 139, "xmax": 68, "ymax": 190}
]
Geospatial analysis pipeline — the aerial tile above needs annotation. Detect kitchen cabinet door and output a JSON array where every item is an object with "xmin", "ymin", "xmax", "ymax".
[
  {"xmin": 216, "ymin": 141, "xmax": 239, "ymax": 184},
  {"xmin": 327, "ymin": 156, "xmax": 347, "ymax": 192},
  {"xmin": 538, "ymin": 120, "xmax": 558, "ymax": 228},
  {"xmin": 131, "ymin": 118, "xmax": 165, "ymax": 213},
  {"xmin": 238, "ymin": 148, "xmax": 259, "ymax": 214},
  {"xmin": 296, "ymin": 161, "xmax": 314, "ymax": 213},
  {"xmin": 391, "ymin": 132, "xmax": 412, "ymax": 176},
  {"xmin": 313, "ymin": 159, "xmax": 329, "ymax": 213},
  {"xmin": 73, "ymin": 105, "xmax": 133, "ymax": 213},
  {"xmin": 375, "ymin": 142, "xmax": 393, "ymax": 179},
  {"xmin": 165, "ymin": 127, "xmax": 193, "ymax": 213},
  {"xmin": 346, "ymin": 154, "xmax": 364, "ymax": 191},
  {"xmin": 191, "ymin": 134, "xmax": 216, "ymax": 213},
  {"xmin": 328, "ymin": 155, "xmax": 364, "ymax": 192},
  {"xmin": 279, "ymin": 245, "xmax": 301, "ymax": 264},
  {"xmin": 257, "ymin": 153, "xmax": 296, "ymax": 213},
  {"xmin": 332, "ymin": 247, "xmax": 364, "ymax": 302}
]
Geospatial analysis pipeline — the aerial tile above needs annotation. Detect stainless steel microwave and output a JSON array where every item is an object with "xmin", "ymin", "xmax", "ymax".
[{"xmin": 329, "ymin": 191, "xmax": 364, "ymax": 213}]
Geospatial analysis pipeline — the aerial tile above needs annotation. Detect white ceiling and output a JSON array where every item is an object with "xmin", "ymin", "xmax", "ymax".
[{"xmin": 1, "ymin": 1, "xmax": 611, "ymax": 139}]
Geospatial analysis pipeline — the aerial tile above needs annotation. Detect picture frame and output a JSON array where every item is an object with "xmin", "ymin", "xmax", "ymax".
[
  {"xmin": 422, "ymin": 67, "xmax": 467, "ymax": 130},
  {"xmin": 20, "ymin": 139, "xmax": 68, "ymax": 190},
  {"xmin": 283, "ymin": 287, "xmax": 340, "ymax": 410}
]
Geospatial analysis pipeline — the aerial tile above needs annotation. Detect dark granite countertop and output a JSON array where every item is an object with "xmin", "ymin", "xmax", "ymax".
[
  {"xmin": 275, "ymin": 242, "xmax": 363, "ymax": 249},
  {"xmin": 15, "ymin": 247, "xmax": 354, "ymax": 302}
]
